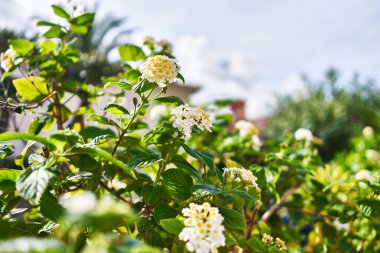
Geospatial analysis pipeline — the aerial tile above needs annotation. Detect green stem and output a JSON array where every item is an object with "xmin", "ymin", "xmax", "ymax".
[{"xmin": 111, "ymin": 88, "xmax": 155, "ymax": 156}]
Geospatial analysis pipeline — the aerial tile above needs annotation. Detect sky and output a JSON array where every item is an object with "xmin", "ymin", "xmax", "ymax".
[{"xmin": 2, "ymin": 0, "xmax": 380, "ymax": 118}]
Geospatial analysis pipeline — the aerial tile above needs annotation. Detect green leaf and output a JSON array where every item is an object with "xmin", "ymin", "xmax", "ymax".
[
  {"xmin": 42, "ymin": 26, "xmax": 66, "ymax": 38},
  {"xmin": 191, "ymin": 184, "xmax": 223, "ymax": 197},
  {"xmin": 357, "ymin": 199, "xmax": 380, "ymax": 219},
  {"xmin": 9, "ymin": 39, "xmax": 35, "ymax": 55},
  {"xmin": 0, "ymin": 143, "xmax": 14, "ymax": 159},
  {"xmin": 0, "ymin": 237, "xmax": 64, "ymax": 253},
  {"xmin": 40, "ymin": 192, "xmax": 64, "ymax": 222},
  {"xmin": 154, "ymin": 203, "xmax": 177, "ymax": 222},
  {"xmin": 68, "ymin": 146, "xmax": 135, "ymax": 178},
  {"xmin": 101, "ymin": 103, "xmax": 129, "ymax": 115},
  {"xmin": 170, "ymin": 155, "xmax": 202, "ymax": 181},
  {"xmin": 39, "ymin": 40, "xmax": 56, "ymax": 55},
  {"xmin": 154, "ymin": 96, "xmax": 184, "ymax": 106},
  {"xmin": 0, "ymin": 169, "xmax": 20, "ymax": 193},
  {"xmin": 159, "ymin": 218, "xmax": 185, "ymax": 235},
  {"xmin": 127, "ymin": 152, "xmax": 162, "ymax": 170},
  {"xmin": 125, "ymin": 69, "xmax": 141, "ymax": 84},
  {"xmin": 70, "ymin": 25, "xmax": 88, "ymax": 34},
  {"xmin": 13, "ymin": 76, "xmax": 50, "ymax": 102},
  {"xmin": 66, "ymin": 171, "xmax": 93, "ymax": 181},
  {"xmin": 79, "ymin": 126, "xmax": 115, "ymax": 139},
  {"xmin": 181, "ymin": 143, "xmax": 217, "ymax": 174},
  {"xmin": 16, "ymin": 168, "xmax": 52, "ymax": 204},
  {"xmin": 88, "ymin": 114, "xmax": 118, "ymax": 127},
  {"xmin": 52, "ymin": 4, "xmax": 70, "ymax": 19},
  {"xmin": 177, "ymin": 72, "xmax": 185, "ymax": 84},
  {"xmin": 104, "ymin": 81, "xmax": 132, "ymax": 90},
  {"xmin": 119, "ymin": 44, "xmax": 146, "ymax": 61},
  {"xmin": 162, "ymin": 169, "xmax": 193, "ymax": 200},
  {"xmin": 228, "ymin": 189, "xmax": 257, "ymax": 202},
  {"xmin": 70, "ymin": 154, "xmax": 98, "ymax": 171},
  {"xmin": 141, "ymin": 184, "xmax": 164, "ymax": 204},
  {"xmin": 70, "ymin": 13, "xmax": 95, "ymax": 26},
  {"xmin": 247, "ymin": 236, "xmax": 266, "ymax": 252},
  {"xmin": 142, "ymin": 123, "xmax": 177, "ymax": 145},
  {"xmin": 37, "ymin": 21, "xmax": 61, "ymax": 27},
  {"xmin": 217, "ymin": 206, "xmax": 247, "ymax": 231},
  {"xmin": 0, "ymin": 132, "xmax": 55, "ymax": 150}
]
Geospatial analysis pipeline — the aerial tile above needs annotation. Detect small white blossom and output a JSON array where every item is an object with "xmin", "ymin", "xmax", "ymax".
[
  {"xmin": 294, "ymin": 128, "xmax": 313, "ymax": 142},
  {"xmin": 0, "ymin": 48, "xmax": 17, "ymax": 71},
  {"xmin": 140, "ymin": 55, "xmax": 179, "ymax": 86},
  {"xmin": 333, "ymin": 219, "xmax": 350, "ymax": 231},
  {"xmin": 365, "ymin": 149, "xmax": 380, "ymax": 164},
  {"xmin": 223, "ymin": 167, "xmax": 259, "ymax": 188},
  {"xmin": 262, "ymin": 233, "xmax": 273, "ymax": 244},
  {"xmin": 235, "ymin": 120, "xmax": 259, "ymax": 137},
  {"xmin": 251, "ymin": 135, "xmax": 262, "ymax": 151},
  {"xmin": 149, "ymin": 104, "xmax": 168, "ymax": 121},
  {"xmin": 275, "ymin": 237, "xmax": 287, "ymax": 251},
  {"xmin": 179, "ymin": 202, "xmax": 225, "ymax": 253},
  {"xmin": 60, "ymin": 191, "xmax": 97, "ymax": 215},
  {"xmin": 362, "ymin": 126, "xmax": 374, "ymax": 139},
  {"xmin": 170, "ymin": 104, "xmax": 212, "ymax": 137},
  {"xmin": 355, "ymin": 170, "xmax": 371, "ymax": 181}
]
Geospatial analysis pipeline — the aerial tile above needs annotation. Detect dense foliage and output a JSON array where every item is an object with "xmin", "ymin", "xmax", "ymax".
[{"xmin": 0, "ymin": 4, "xmax": 379, "ymax": 253}]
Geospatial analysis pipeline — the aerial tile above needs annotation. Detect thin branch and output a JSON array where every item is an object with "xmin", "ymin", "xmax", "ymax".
[
  {"xmin": 245, "ymin": 207, "xmax": 260, "ymax": 240},
  {"xmin": 260, "ymin": 183, "xmax": 301, "ymax": 223},
  {"xmin": 100, "ymin": 181, "xmax": 132, "ymax": 205}
]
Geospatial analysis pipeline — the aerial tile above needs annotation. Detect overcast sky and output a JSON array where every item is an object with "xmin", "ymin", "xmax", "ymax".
[{"xmin": 2, "ymin": 0, "xmax": 380, "ymax": 118}]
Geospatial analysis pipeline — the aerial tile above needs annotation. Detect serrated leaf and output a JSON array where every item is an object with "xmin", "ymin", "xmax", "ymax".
[
  {"xmin": 119, "ymin": 44, "xmax": 146, "ymax": 61},
  {"xmin": 191, "ymin": 184, "xmax": 223, "ymax": 197},
  {"xmin": 142, "ymin": 123, "xmax": 177, "ymax": 145},
  {"xmin": 154, "ymin": 203, "xmax": 177, "ymax": 222},
  {"xmin": 162, "ymin": 169, "xmax": 193, "ymax": 200},
  {"xmin": 141, "ymin": 184, "xmax": 164, "ymax": 204},
  {"xmin": 16, "ymin": 168, "xmax": 52, "ymax": 204},
  {"xmin": 217, "ymin": 206, "xmax": 246, "ymax": 231},
  {"xmin": 154, "ymin": 96, "xmax": 184, "ymax": 106},
  {"xmin": 170, "ymin": 155, "xmax": 202, "ymax": 181},
  {"xmin": 127, "ymin": 152, "xmax": 162, "ymax": 170},
  {"xmin": 101, "ymin": 103, "xmax": 129, "ymax": 115},
  {"xmin": 159, "ymin": 218, "xmax": 185, "ymax": 235},
  {"xmin": 66, "ymin": 171, "xmax": 93, "ymax": 181}
]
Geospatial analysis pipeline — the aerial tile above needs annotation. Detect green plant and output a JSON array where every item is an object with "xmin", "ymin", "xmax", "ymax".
[{"xmin": 0, "ymin": 4, "xmax": 379, "ymax": 253}]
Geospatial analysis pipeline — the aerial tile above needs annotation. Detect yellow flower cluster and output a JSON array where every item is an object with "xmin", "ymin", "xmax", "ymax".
[{"xmin": 140, "ymin": 55, "xmax": 178, "ymax": 86}]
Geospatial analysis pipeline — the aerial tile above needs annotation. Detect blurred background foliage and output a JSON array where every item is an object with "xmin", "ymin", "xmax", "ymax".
[{"xmin": 265, "ymin": 68, "xmax": 380, "ymax": 161}]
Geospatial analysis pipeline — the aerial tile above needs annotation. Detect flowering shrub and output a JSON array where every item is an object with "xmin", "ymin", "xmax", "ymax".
[{"xmin": 0, "ymin": 4, "xmax": 379, "ymax": 253}]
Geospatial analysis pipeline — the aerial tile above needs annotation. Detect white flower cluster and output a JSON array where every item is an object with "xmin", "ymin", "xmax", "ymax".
[
  {"xmin": 235, "ymin": 120, "xmax": 262, "ymax": 150},
  {"xmin": 140, "ymin": 55, "xmax": 179, "ymax": 86},
  {"xmin": 362, "ymin": 126, "xmax": 374, "ymax": 139},
  {"xmin": 179, "ymin": 202, "xmax": 225, "ymax": 253},
  {"xmin": 262, "ymin": 233, "xmax": 286, "ymax": 251},
  {"xmin": 170, "ymin": 104, "xmax": 212, "ymax": 137},
  {"xmin": 294, "ymin": 128, "xmax": 313, "ymax": 142},
  {"xmin": 0, "ymin": 48, "xmax": 16, "ymax": 72},
  {"xmin": 223, "ymin": 167, "xmax": 259, "ymax": 188}
]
